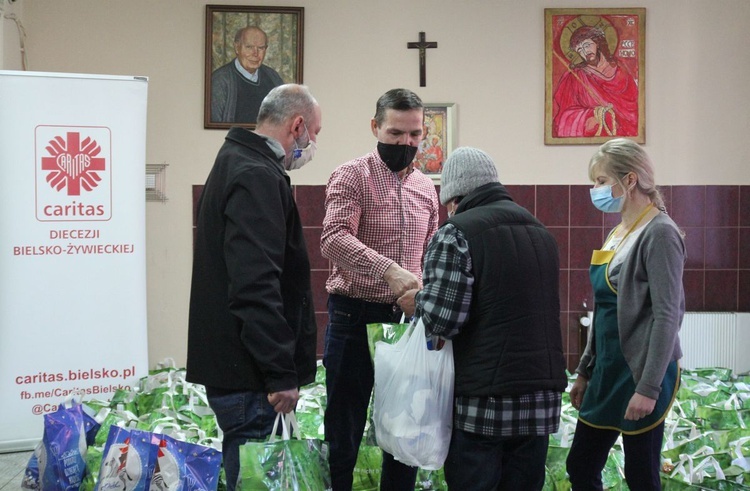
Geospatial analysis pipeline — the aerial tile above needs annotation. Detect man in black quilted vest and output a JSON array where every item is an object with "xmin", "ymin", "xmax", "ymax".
[{"xmin": 398, "ymin": 146, "xmax": 567, "ymax": 490}]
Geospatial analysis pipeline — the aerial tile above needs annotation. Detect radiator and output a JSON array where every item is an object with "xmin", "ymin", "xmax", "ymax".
[{"xmin": 680, "ymin": 312, "xmax": 750, "ymax": 374}]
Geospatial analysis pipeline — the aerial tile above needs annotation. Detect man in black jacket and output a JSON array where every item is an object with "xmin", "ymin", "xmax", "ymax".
[
  {"xmin": 187, "ymin": 84, "xmax": 322, "ymax": 491},
  {"xmin": 398, "ymin": 147, "xmax": 566, "ymax": 490}
]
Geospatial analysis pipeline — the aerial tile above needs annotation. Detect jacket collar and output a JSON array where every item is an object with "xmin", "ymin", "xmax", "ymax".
[
  {"xmin": 455, "ymin": 182, "xmax": 513, "ymax": 215},
  {"xmin": 225, "ymin": 127, "xmax": 287, "ymax": 174}
]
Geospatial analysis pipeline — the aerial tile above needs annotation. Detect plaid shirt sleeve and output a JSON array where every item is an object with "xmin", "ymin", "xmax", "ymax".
[{"xmin": 415, "ymin": 223, "xmax": 473, "ymax": 339}]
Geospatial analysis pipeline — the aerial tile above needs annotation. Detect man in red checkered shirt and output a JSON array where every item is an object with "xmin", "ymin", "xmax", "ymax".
[{"xmin": 321, "ymin": 88, "xmax": 439, "ymax": 491}]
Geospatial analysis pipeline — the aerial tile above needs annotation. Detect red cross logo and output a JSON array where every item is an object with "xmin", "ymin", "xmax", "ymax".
[{"xmin": 41, "ymin": 132, "xmax": 106, "ymax": 196}]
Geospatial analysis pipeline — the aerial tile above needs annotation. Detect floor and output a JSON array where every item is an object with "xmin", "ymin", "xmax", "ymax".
[{"xmin": 0, "ymin": 451, "xmax": 32, "ymax": 489}]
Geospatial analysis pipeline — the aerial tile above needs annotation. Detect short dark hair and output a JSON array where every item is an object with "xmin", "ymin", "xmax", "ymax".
[{"xmin": 373, "ymin": 89, "xmax": 423, "ymax": 126}]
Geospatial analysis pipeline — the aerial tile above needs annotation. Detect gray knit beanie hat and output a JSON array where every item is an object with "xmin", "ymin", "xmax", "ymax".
[{"xmin": 439, "ymin": 147, "xmax": 499, "ymax": 205}]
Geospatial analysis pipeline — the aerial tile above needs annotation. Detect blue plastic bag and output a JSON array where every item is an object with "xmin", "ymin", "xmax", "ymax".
[
  {"xmin": 96, "ymin": 426, "xmax": 156, "ymax": 491},
  {"xmin": 20, "ymin": 444, "xmax": 40, "ymax": 490},
  {"xmin": 37, "ymin": 399, "xmax": 101, "ymax": 490},
  {"xmin": 95, "ymin": 425, "xmax": 221, "ymax": 491},
  {"xmin": 151, "ymin": 433, "xmax": 222, "ymax": 490}
]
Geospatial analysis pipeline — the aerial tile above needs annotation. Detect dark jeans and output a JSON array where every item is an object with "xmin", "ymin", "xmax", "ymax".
[
  {"xmin": 566, "ymin": 420, "xmax": 665, "ymax": 491},
  {"xmin": 444, "ymin": 428, "xmax": 549, "ymax": 491},
  {"xmin": 205, "ymin": 388, "xmax": 277, "ymax": 491},
  {"xmin": 323, "ymin": 293, "xmax": 418, "ymax": 491}
]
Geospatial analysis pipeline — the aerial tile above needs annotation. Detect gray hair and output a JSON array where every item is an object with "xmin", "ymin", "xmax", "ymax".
[
  {"xmin": 257, "ymin": 84, "xmax": 318, "ymax": 127},
  {"xmin": 588, "ymin": 138, "xmax": 666, "ymax": 212},
  {"xmin": 374, "ymin": 88, "xmax": 423, "ymax": 126}
]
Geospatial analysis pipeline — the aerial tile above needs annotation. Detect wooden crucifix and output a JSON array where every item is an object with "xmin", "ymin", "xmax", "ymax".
[{"xmin": 407, "ymin": 32, "xmax": 438, "ymax": 87}]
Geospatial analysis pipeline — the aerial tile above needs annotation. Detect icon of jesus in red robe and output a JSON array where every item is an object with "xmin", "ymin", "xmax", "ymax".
[{"xmin": 552, "ymin": 25, "xmax": 638, "ymax": 138}]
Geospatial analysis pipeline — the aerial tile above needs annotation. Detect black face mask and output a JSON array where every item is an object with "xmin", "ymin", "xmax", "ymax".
[{"xmin": 377, "ymin": 142, "xmax": 419, "ymax": 173}]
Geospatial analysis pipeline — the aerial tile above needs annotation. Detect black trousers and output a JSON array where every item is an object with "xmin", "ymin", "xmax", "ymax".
[{"xmin": 566, "ymin": 419, "xmax": 665, "ymax": 491}]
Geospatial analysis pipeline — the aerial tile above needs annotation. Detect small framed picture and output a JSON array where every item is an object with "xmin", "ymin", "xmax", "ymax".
[
  {"xmin": 545, "ymin": 8, "xmax": 645, "ymax": 145},
  {"xmin": 204, "ymin": 5, "xmax": 304, "ymax": 130},
  {"xmin": 415, "ymin": 103, "xmax": 456, "ymax": 181}
]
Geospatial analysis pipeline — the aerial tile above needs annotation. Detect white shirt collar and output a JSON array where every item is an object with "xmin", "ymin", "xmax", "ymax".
[{"xmin": 234, "ymin": 58, "xmax": 259, "ymax": 82}]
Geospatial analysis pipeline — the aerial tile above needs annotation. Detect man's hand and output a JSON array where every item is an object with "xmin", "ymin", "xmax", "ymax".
[
  {"xmin": 569, "ymin": 376, "xmax": 588, "ymax": 410},
  {"xmin": 383, "ymin": 263, "xmax": 419, "ymax": 297},
  {"xmin": 396, "ymin": 288, "xmax": 419, "ymax": 318},
  {"xmin": 624, "ymin": 393, "xmax": 656, "ymax": 421},
  {"xmin": 267, "ymin": 389, "xmax": 299, "ymax": 414}
]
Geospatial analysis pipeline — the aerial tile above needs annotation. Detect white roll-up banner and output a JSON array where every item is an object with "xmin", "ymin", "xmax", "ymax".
[{"xmin": 0, "ymin": 71, "xmax": 149, "ymax": 452}]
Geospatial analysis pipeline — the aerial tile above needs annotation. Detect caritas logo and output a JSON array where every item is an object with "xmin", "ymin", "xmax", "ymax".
[{"xmin": 35, "ymin": 126, "xmax": 112, "ymax": 221}]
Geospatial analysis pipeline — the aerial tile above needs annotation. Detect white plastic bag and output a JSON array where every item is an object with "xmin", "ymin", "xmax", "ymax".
[{"xmin": 373, "ymin": 318, "xmax": 454, "ymax": 470}]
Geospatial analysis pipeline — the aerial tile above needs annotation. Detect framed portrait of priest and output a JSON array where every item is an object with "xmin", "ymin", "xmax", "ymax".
[
  {"xmin": 544, "ymin": 8, "xmax": 645, "ymax": 145},
  {"xmin": 204, "ymin": 5, "xmax": 304, "ymax": 130}
]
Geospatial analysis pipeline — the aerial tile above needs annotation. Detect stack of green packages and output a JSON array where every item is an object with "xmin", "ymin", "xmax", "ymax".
[
  {"xmin": 68, "ymin": 353, "xmax": 750, "ymax": 489},
  {"xmin": 544, "ymin": 368, "xmax": 750, "ymax": 490},
  {"xmin": 79, "ymin": 359, "xmax": 224, "ymax": 491},
  {"xmin": 660, "ymin": 368, "xmax": 750, "ymax": 489}
]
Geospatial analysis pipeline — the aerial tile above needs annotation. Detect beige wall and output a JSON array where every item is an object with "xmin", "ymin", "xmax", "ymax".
[
  {"xmin": 6, "ymin": 0, "xmax": 750, "ymax": 367},
  {"xmin": 1, "ymin": 0, "xmax": 21, "ymax": 69}
]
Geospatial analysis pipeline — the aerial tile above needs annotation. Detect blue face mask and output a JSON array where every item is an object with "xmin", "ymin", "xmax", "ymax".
[{"xmin": 590, "ymin": 184, "xmax": 624, "ymax": 213}]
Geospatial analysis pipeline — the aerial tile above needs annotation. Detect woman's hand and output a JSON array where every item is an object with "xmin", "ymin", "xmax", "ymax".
[
  {"xmin": 624, "ymin": 393, "xmax": 656, "ymax": 420},
  {"xmin": 570, "ymin": 376, "xmax": 588, "ymax": 410}
]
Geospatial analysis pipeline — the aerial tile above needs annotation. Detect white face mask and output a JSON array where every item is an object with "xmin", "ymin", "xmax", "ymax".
[{"xmin": 287, "ymin": 124, "xmax": 317, "ymax": 170}]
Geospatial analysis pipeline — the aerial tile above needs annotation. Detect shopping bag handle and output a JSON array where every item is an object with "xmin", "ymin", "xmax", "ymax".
[
  {"xmin": 269, "ymin": 412, "xmax": 302, "ymax": 442},
  {"xmin": 286, "ymin": 412, "xmax": 302, "ymax": 439},
  {"xmin": 60, "ymin": 390, "xmax": 85, "ymax": 409}
]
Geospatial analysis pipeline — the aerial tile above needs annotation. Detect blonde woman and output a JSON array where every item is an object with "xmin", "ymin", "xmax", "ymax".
[{"xmin": 566, "ymin": 138, "xmax": 685, "ymax": 490}]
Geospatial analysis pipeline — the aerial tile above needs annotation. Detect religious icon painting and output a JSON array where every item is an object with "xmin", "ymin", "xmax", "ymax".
[
  {"xmin": 414, "ymin": 103, "xmax": 456, "ymax": 181},
  {"xmin": 544, "ymin": 8, "xmax": 645, "ymax": 145}
]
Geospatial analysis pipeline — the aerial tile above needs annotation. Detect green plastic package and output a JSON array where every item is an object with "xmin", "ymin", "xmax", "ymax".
[
  {"xmin": 237, "ymin": 413, "xmax": 331, "ymax": 490},
  {"xmin": 696, "ymin": 404, "xmax": 750, "ymax": 430},
  {"xmin": 543, "ymin": 445, "xmax": 571, "ymax": 491},
  {"xmin": 415, "ymin": 467, "xmax": 448, "ymax": 490},
  {"xmin": 353, "ymin": 444, "xmax": 382, "ymax": 491}
]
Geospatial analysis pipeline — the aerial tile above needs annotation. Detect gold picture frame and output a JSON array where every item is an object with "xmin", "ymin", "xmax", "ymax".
[{"xmin": 544, "ymin": 8, "xmax": 645, "ymax": 145}]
